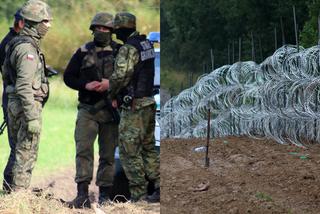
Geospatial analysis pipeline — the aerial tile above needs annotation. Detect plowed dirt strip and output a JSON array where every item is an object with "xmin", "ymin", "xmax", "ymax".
[{"xmin": 161, "ymin": 137, "xmax": 320, "ymax": 214}]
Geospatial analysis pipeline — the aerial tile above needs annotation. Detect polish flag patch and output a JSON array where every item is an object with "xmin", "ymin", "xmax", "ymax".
[{"xmin": 27, "ymin": 54, "xmax": 35, "ymax": 61}]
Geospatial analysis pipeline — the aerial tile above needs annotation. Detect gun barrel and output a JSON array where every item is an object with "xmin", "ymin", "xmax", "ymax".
[
  {"xmin": 45, "ymin": 66, "xmax": 59, "ymax": 77},
  {"xmin": 0, "ymin": 121, "xmax": 7, "ymax": 135}
]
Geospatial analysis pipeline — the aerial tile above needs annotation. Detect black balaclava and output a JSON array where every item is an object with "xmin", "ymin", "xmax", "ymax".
[
  {"xmin": 114, "ymin": 28, "xmax": 135, "ymax": 43},
  {"xmin": 93, "ymin": 30, "xmax": 111, "ymax": 47}
]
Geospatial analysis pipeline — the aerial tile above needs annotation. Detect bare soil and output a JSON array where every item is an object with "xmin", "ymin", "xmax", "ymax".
[{"xmin": 161, "ymin": 137, "xmax": 320, "ymax": 214}]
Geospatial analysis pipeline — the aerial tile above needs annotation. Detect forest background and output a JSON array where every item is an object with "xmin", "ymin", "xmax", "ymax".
[{"xmin": 161, "ymin": 0, "xmax": 320, "ymax": 95}]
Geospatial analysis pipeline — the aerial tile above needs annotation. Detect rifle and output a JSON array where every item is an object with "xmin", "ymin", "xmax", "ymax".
[
  {"xmin": 0, "ymin": 121, "xmax": 7, "ymax": 135},
  {"xmin": 41, "ymin": 65, "xmax": 59, "ymax": 107},
  {"xmin": 45, "ymin": 65, "xmax": 59, "ymax": 77}
]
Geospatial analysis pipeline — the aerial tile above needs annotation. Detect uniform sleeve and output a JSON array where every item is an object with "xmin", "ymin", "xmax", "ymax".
[
  {"xmin": 0, "ymin": 32, "xmax": 12, "ymax": 70},
  {"xmin": 109, "ymin": 44, "xmax": 139, "ymax": 98},
  {"xmin": 63, "ymin": 48, "xmax": 87, "ymax": 90},
  {"xmin": 13, "ymin": 43, "xmax": 40, "ymax": 121},
  {"xmin": 0, "ymin": 38, "xmax": 7, "ymax": 69}
]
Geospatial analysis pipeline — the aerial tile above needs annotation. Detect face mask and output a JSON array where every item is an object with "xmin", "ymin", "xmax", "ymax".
[
  {"xmin": 94, "ymin": 30, "xmax": 111, "ymax": 47},
  {"xmin": 114, "ymin": 28, "xmax": 127, "ymax": 42},
  {"xmin": 37, "ymin": 22, "xmax": 49, "ymax": 38},
  {"xmin": 114, "ymin": 28, "xmax": 136, "ymax": 43}
]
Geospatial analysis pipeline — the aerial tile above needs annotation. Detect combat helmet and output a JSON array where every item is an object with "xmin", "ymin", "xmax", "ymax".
[
  {"xmin": 90, "ymin": 12, "xmax": 113, "ymax": 30},
  {"xmin": 20, "ymin": 0, "xmax": 52, "ymax": 22},
  {"xmin": 113, "ymin": 12, "xmax": 136, "ymax": 29}
]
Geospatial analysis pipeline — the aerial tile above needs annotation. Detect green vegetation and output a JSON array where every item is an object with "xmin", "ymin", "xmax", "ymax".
[
  {"xmin": 161, "ymin": 0, "xmax": 319, "ymax": 93},
  {"xmin": 255, "ymin": 192, "xmax": 273, "ymax": 202},
  {"xmin": 161, "ymin": 69, "xmax": 188, "ymax": 96},
  {"xmin": 0, "ymin": 0, "xmax": 160, "ymax": 71}
]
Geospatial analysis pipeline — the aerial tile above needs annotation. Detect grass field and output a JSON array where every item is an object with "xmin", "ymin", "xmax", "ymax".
[
  {"xmin": 0, "ymin": 0, "xmax": 160, "ymax": 72},
  {"xmin": 162, "ymin": 68, "xmax": 200, "ymax": 95},
  {"xmin": 0, "ymin": 77, "xmax": 81, "ymax": 186}
]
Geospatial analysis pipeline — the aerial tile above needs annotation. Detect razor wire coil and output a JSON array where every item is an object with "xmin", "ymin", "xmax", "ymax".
[{"xmin": 160, "ymin": 45, "xmax": 320, "ymax": 146}]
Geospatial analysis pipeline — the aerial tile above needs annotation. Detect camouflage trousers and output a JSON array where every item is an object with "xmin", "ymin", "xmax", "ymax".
[
  {"xmin": 119, "ymin": 104, "xmax": 160, "ymax": 200},
  {"xmin": 7, "ymin": 98, "xmax": 42, "ymax": 190},
  {"xmin": 2, "ymin": 84, "xmax": 16, "ymax": 192},
  {"xmin": 74, "ymin": 104, "xmax": 118, "ymax": 187}
]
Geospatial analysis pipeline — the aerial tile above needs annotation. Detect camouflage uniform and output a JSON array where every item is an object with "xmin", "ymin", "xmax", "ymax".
[
  {"xmin": 2, "ymin": 0, "xmax": 52, "ymax": 190},
  {"xmin": 109, "ymin": 12, "xmax": 160, "ymax": 201},
  {"xmin": 64, "ymin": 12, "xmax": 119, "ymax": 208}
]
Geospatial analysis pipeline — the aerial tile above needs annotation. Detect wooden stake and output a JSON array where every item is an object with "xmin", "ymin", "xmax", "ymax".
[
  {"xmin": 258, "ymin": 35, "xmax": 263, "ymax": 62},
  {"xmin": 293, "ymin": 5, "xmax": 299, "ymax": 52},
  {"xmin": 251, "ymin": 32, "xmax": 255, "ymax": 61},
  {"xmin": 280, "ymin": 16, "xmax": 286, "ymax": 45},
  {"xmin": 205, "ymin": 109, "xmax": 211, "ymax": 167},
  {"xmin": 210, "ymin": 49, "xmax": 214, "ymax": 71},
  {"xmin": 228, "ymin": 43, "xmax": 231, "ymax": 64},
  {"xmin": 238, "ymin": 37, "xmax": 242, "ymax": 62},
  {"xmin": 232, "ymin": 40, "xmax": 235, "ymax": 63},
  {"xmin": 274, "ymin": 26, "xmax": 277, "ymax": 51},
  {"xmin": 318, "ymin": 13, "xmax": 320, "ymax": 45}
]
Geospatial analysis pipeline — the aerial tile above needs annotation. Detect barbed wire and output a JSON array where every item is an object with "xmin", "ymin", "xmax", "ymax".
[{"xmin": 161, "ymin": 45, "xmax": 320, "ymax": 146}]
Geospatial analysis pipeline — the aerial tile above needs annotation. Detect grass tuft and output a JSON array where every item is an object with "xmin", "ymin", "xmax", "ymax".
[
  {"xmin": 255, "ymin": 192, "xmax": 273, "ymax": 202},
  {"xmin": 0, "ymin": 190, "xmax": 159, "ymax": 214}
]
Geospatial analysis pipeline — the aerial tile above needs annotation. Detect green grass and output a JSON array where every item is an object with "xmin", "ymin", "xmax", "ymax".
[
  {"xmin": 0, "ymin": 0, "xmax": 160, "ymax": 72},
  {"xmin": 0, "ymin": 78, "xmax": 80, "ymax": 184},
  {"xmin": 255, "ymin": 192, "xmax": 273, "ymax": 202},
  {"xmin": 162, "ymin": 68, "xmax": 199, "ymax": 95}
]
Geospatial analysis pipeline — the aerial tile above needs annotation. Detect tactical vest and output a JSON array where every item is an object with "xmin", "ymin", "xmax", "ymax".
[
  {"xmin": 126, "ymin": 34, "xmax": 155, "ymax": 98},
  {"xmin": 78, "ymin": 41, "xmax": 118, "ymax": 104},
  {"xmin": 3, "ymin": 35, "xmax": 49, "ymax": 102}
]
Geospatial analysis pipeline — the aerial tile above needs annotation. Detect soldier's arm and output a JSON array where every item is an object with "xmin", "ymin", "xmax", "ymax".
[
  {"xmin": 13, "ymin": 43, "xmax": 40, "ymax": 121},
  {"xmin": 0, "ymin": 40, "xmax": 6, "ymax": 70},
  {"xmin": 64, "ymin": 48, "xmax": 88, "ymax": 90},
  {"xmin": 109, "ymin": 44, "xmax": 139, "ymax": 98},
  {"xmin": 0, "ymin": 31, "xmax": 12, "ymax": 69}
]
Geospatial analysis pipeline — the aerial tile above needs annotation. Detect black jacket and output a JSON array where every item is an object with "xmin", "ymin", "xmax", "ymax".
[
  {"xmin": 64, "ymin": 41, "xmax": 120, "ymax": 105},
  {"xmin": 0, "ymin": 28, "xmax": 18, "ymax": 71}
]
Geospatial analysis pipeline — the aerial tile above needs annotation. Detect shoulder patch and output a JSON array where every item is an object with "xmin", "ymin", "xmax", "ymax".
[{"xmin": 27, "ymin": 54, "xmax": 35, "ymax": 61}]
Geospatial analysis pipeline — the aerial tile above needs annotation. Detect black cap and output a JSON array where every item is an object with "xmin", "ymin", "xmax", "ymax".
[{"xmin": 14, "ymin": 9, "xmax": 23, "ymax": 21}]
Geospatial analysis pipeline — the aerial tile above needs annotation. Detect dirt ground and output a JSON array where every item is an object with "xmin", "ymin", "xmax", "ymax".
[{"xmin": 161, "ymin": 137, "xmax": 320, "ymax": 214}]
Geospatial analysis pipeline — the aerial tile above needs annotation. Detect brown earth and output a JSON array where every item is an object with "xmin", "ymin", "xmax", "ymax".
[{"xmin": 161, "ymin": 137, "xmax": 320, "ymax": 214}]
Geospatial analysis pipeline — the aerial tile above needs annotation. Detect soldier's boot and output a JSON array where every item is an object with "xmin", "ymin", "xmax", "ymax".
[
  {"xmin": 130, "ymin": 193, "xmax": 148, "ymax": 203},
  {"xmin": 146, "ymin": 187, "xmax": 160, "ymax": 203},
  {"xmin": 67, "ymin": 182, "xmax": 91, "ymax": 209},
  {"xmin": 98, "ymin": 186, "xmax": 112, "ymax": 206}
]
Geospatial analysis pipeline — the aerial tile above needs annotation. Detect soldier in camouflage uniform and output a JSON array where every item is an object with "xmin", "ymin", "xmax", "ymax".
[
  {"xmin": 108, "ymin": 12, "xmax": 160, "ymax": 202},
  {"xmin": 0, "ymin": 9, "xmax": 25, "ymax": 193},
  {"xmin": 64, "ymin": 12, "xmax": 120, "ymax": 208},
  {"xmin": 2, "ymin": 0, "xmax": 52, "ymax": 191}
]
